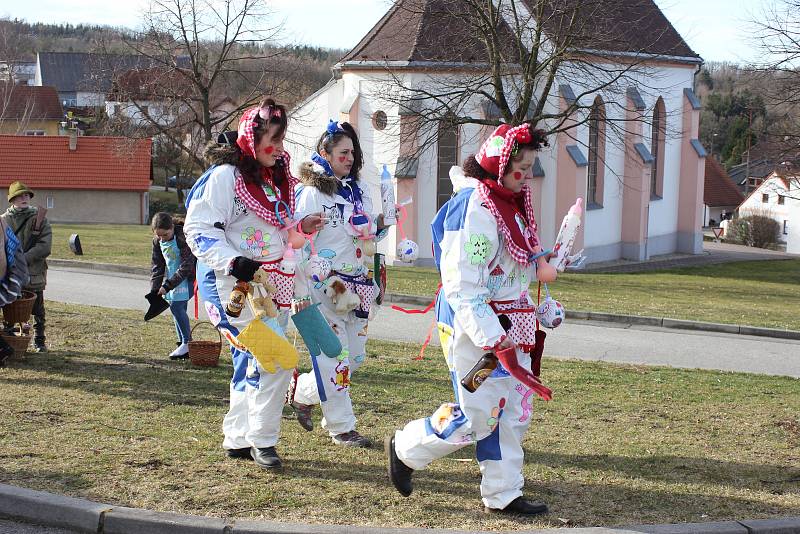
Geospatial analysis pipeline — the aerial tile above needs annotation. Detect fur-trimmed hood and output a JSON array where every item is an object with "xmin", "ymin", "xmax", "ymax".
[{"xmin": 298, "ymin": 161, "xmax": 359, "ymax": 197}]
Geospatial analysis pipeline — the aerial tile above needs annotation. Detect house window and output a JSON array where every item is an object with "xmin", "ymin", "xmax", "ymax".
[
  {"xmin": 140, "ymin": 105, "xmax": 149, "ymax": 116},
  {"xmin": 24, "ymin": 130, "xmax": 45, "ymax": 136},
  {"xmin": 372, "ymin": 110, "xmax": 387, "ymax": 131},
  {"xmin": 437, "ymin": 117, "xmax": 459, "ymax": 210},
  {"xmin": 650, "ymin": 97, "xmax": 666, "ymax": 199},
  {"xmin": 778, "ymin": 195, "xmax": 785, "ymax": 205},
  {"xmin": 113, "ymin": 104, "xmax": 121, "ymax": 115},
  {"xmin": 762, "ymin": 193, "xmax": 769, "ymax": 203},
  {"xmin": 587, "ymin": 96, "xmax": 605, "ymax": 208},
  {"xmin": 46, "ymin": 196, "xmax": 54, "ymax": 209},
  {"xmin": 784, "ymin": 220, "xmax": 789, "ymax": 235}
]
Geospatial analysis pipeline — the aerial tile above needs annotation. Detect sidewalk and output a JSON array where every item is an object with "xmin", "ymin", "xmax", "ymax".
[
  {"xmin": 1, "ymin": 484, "xmax": 798, "ymax": 534},
  {"xmin": 579, "ymin": 241, "xmax": 796, "ymax": 273}
]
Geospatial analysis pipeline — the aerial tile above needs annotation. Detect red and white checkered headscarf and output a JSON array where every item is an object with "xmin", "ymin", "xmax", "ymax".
[
  {"xmin": 475, "ymin": 123, "xmax": 533, "ymax": 178},
  {"xmin": 236, "ymin": 105, "xmax": 283, "ymax": 159}
]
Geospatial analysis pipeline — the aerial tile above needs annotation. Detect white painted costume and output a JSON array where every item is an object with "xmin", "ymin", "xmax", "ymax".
[
  {"xmin": 291, "ymin": 160, "xmax": 380, "ymax": 437},
  {"xmin": 184, "ymin": 159, "xmax": 300, "ymax": 451},
  {"xmin": 394, "ymin": 163, "xmax": 549, "ymax": 509}
]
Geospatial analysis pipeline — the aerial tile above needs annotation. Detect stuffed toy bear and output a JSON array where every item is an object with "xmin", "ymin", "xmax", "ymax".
[{"xmin": 324, "ymin": 276, "xmax": 361, "ymax": 315}]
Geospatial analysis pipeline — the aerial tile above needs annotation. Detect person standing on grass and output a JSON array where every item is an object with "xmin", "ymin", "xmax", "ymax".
[
  {"xmin": 2, "ymin": 181, "xmax": 51, "ymax": 353},
  {"xmin": 184, "ymin": 98, "xmax": 324, "ymax": 469},
  {"xmin": 289, "ymin": 120, "xmax": 387, "ymax": 448},
  {"xmin": 150, "ymin": 212, "xmax": 196, "ymax": 360},
  {"xmin": 386, "ymin": 124, "xmax": 555, "ymax": 516}
]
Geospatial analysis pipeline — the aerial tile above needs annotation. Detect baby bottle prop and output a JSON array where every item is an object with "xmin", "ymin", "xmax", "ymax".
[
  {"xmin": 549, "ymin": 197, "xmax": 585, "ymax": 272},
  {"xmin": 380, "ymin": 164, "xmax": 397, "ymax": 225},
  {"xmin": 302, "ymin": 229, "xmax": 331, "ymax": 283},
  {"xmin": 535, "ymin": 284, "xmax": 565, "ymax": 329},
  {"xmin": 395, "ymin": 199, "xmax": 419, "ymax": 263}
]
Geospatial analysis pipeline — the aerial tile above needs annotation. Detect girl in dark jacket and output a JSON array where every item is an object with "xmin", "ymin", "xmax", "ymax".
[{"xmin": 151, "ymin": 212, "xmax": 197, "ymax": 360}]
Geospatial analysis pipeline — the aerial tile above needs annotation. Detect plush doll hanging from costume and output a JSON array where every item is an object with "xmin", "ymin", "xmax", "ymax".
[{"xmin": 387, "ymin": 123, "xmax": 556, "ymax": 516}]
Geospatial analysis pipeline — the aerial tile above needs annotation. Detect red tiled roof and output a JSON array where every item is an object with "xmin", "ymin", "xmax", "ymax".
[
  {"xmin": 0, "ymin": 83, "xmax": 63, "ymax": 120},
  {"xmin": 341, "ymin": 0, "xmax": 698, "ymax": 65},
  {"xmin": 0, "ymin": 135, "xmax": 151, "ymax": 192},
  {"xmin": 704, "ymin": 157, "xmax": 744, "ymax": 207}
]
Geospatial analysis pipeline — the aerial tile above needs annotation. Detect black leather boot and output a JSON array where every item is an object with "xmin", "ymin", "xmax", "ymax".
[
  {"xmin": 385, "ymin": 435, "xmax": 413, "ymax": 496},
  {"xmin": 485, "ymin": 496, "xmax": 548, "ymax": 516},
  {"xmin": 251, "ymin": 446, "xmax": 282, "ymax": 469},
  {"xmin": 225, "ymin": 447, "xmax": 253, "ymax": 460}
]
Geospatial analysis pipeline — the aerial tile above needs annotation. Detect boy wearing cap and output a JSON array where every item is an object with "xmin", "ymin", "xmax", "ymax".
[{"xmin": 2, "ymin": 181, "xmax": 52, "ymax": 352}]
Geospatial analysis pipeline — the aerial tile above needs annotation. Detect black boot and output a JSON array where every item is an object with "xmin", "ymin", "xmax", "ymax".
[
  {"xmin": 251, "ymin": 446, "xmax": 282, "ymax": 469},
  {"xmin": 225, "ymin": 447, "xmax": 253, "ymax": 460},
  {"xmin": 385, "ymin": 435, "xmax": 413, "ymax": 496},
  {"xmin": 485, "ymin": 496, "xmax": 548, "ymax": 516},
  {"xmin": 34, "ymin": 337, "xmax": 47, "ymax": 353}
]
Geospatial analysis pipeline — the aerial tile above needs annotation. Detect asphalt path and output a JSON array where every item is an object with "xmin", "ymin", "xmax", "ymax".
[{"xmin": 46, "ymin": 266, "xmax": 800, "ymax": 378}]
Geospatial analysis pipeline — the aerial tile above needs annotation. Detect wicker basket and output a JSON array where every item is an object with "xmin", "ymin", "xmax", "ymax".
[
  {"xmin": 188, "ymin": 321, "xmax": 222, "ymax": 367},
  {"xmin": 2, "ymin": 290, "xmax": 37, "ymax": 325},
  {"xmin": 1, "ymin": 332, "xmax": 32, "ymax": 361}
]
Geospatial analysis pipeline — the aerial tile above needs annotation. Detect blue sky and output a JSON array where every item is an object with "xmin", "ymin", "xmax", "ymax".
[{"xmin": 1, "ymin": 0, "xmax": 772, "ymax": 63}]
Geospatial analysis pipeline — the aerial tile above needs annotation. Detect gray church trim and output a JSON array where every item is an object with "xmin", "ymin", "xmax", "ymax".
[
  {"xmin": 690, "ymin": 139, "xmax": 708, "ymax": 157},
  {"xmin": 566, "ymin": 145, "xmax": 588, "ymax": 167},
  {"xmin": 633, "ymin": 142, "xmax": 654, "ymax": 164},
  {"xmin": 532, "ymin": 156, "xmax": 545, "ymax": 177},
  {"xmin": 559, "ymin": 84, "xmax": 577, "ymax": 106},
  {"xmin": 395, "ymin": 156, "xmax": 418, "ymax": 179},
  {"xmin": 684, "ymin": 88, "xmax": 702, "ymax": 110},
  {"xmin": 626, "ymin": 86, "xmax": 646, "ymax": 110}
]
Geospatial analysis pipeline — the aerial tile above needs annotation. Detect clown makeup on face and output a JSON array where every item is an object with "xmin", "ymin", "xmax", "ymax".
[
  {"xmin": 501, "ymin": 149, "xmax": 536, "ymax": 193},
  {"xmin": 11, "ymin": 193, "xmax": 31, "ymax": 209},
  {"xmin": 322, "ymin": 136, "xmax": 355, "ymax": 178},
  {"xmin": 254, "ymin": 123, "xmax": 285, "ymax": 168}
]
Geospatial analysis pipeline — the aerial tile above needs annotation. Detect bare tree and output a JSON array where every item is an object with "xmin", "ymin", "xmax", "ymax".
[
  {"xmin": 94, "ymin": 0, "xmax": 298, "ymax": 202},
  {"xmin": 347, "ymin": 0, "xmax": 695, "ymax": 164},
  {"xmin": 751, "ymin": 0, "xmax": 800, "ymax": 198}
]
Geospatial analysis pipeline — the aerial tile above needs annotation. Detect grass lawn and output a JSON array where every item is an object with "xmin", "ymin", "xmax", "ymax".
[
  {"xmin": 0, "ymin": 302, "xmax": 798, "ymax": 530},
  {"xmin": 50, "ymin": 224, "xmax": 800, "ymax": 330}
]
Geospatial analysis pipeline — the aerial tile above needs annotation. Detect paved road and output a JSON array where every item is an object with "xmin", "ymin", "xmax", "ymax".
[{"xmin": 46, "ymin": 266, "xmax": 800, "ymax": 378}]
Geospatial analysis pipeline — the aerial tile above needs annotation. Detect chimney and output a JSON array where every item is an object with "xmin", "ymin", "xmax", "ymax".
[{"xmin": 69, "ymin": 129, "xmax": 77, "ymax": 151}]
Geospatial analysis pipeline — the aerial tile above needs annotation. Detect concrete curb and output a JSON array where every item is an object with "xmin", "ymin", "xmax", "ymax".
[
  {"xmin": 2, "ymin": 484, "xmax": 799, "ymax": 534},
  {"xmin": 48, "ymin": 259, "xmax": 800, "ymax": 341}
]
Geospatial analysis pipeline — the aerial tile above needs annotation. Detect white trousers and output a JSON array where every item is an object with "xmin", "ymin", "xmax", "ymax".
[
  {"xmin": 293, "ymin": 283, "xmax": 369, "ymax": 436},
  {"xmin": 394, "ymin": 327, "xmax": 537, "ymax": 509}
]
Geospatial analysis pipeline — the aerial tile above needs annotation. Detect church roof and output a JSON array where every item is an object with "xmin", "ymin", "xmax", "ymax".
[{"xmin": 340, "ymin": 0, "xmax": 699, "ymax": 66}]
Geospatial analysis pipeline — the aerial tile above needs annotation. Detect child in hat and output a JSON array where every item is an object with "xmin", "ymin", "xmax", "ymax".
[{"xmin": 2, "ymin": 181, "xmax": 51, "ymax": 352}]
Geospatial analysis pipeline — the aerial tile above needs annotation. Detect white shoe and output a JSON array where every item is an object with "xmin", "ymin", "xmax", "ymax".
[{"xmin": 169, "ymin": 343, "xmax": 190, "ymax": 360}]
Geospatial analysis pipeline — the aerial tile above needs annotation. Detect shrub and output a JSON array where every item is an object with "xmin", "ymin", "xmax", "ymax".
[
  {"xmin": 727, "ymin": 215, "xmax": 779, "ymax": 248},
  {"xmin": 149, "ymin": 197, "xmax": 186, "ymax": 216}
]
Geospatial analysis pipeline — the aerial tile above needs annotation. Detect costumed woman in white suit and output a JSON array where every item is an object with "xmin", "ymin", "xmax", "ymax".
[
  {"xmin": 184, "ymin": 98, "xmax": 323, "ymax": 469},
  {"xmin": 290, "ymin": 120, "xmax": 385, "ymax": 448},
  {"xmin": 387, "ymin": 123, "xmax": 556, "ymax": 514}
]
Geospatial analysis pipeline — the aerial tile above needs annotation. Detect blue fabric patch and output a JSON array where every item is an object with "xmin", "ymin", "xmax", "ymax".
[
  {"xmin": 194, "ymin": 235, "xmax": 219, "ymax": 253},
  {"xmin": 476, "ymin": 426, "xmax": 502, "ymax": 462},
  {"xmin": 430, "ymin": 187, "xmax": 473, "ymax": 272},
  {"xmin": 435, "ymin": 290, "xmax": 455, "ymax": 329},
  {"xmin": 184, "ymin": 165, "xmax": 216, "ymax": 209},
  {"xmin": 490, "ymin": 362, "xmax": 511, "ymax": 378}
]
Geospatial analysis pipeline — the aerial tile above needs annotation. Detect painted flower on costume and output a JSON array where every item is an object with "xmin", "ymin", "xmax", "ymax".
[
  {"xmin": 464, "ymin": 233, "xmax": 491, "ymax": 265},
  {"xmin": 486, "ymin": 135, "xmax": 505, "ymax": 157},
  {"xmin": 486, "ymin": 397, "xmax": 506, "ymax": 433},
  {"xmin": 470, "ymin": 295, "xmax": 492, "ymax": 318},
  {"xmin": 240, "ymin": 227, "xmax": 270, "ymax": 256}
]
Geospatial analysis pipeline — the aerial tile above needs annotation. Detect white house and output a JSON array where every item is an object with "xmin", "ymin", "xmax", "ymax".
[
  {"xmin": 285, "ymin": 0, "xmax": 707, "ymax": 266},
  {"xmin": 738, "ymin": 171, "xmax": 799, "ymax": 247}
]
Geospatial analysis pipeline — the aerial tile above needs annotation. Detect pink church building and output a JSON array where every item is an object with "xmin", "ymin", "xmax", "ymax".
[{"xmin": 285, "ymin": 0, "xmax": 707, "ymax": 266}]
